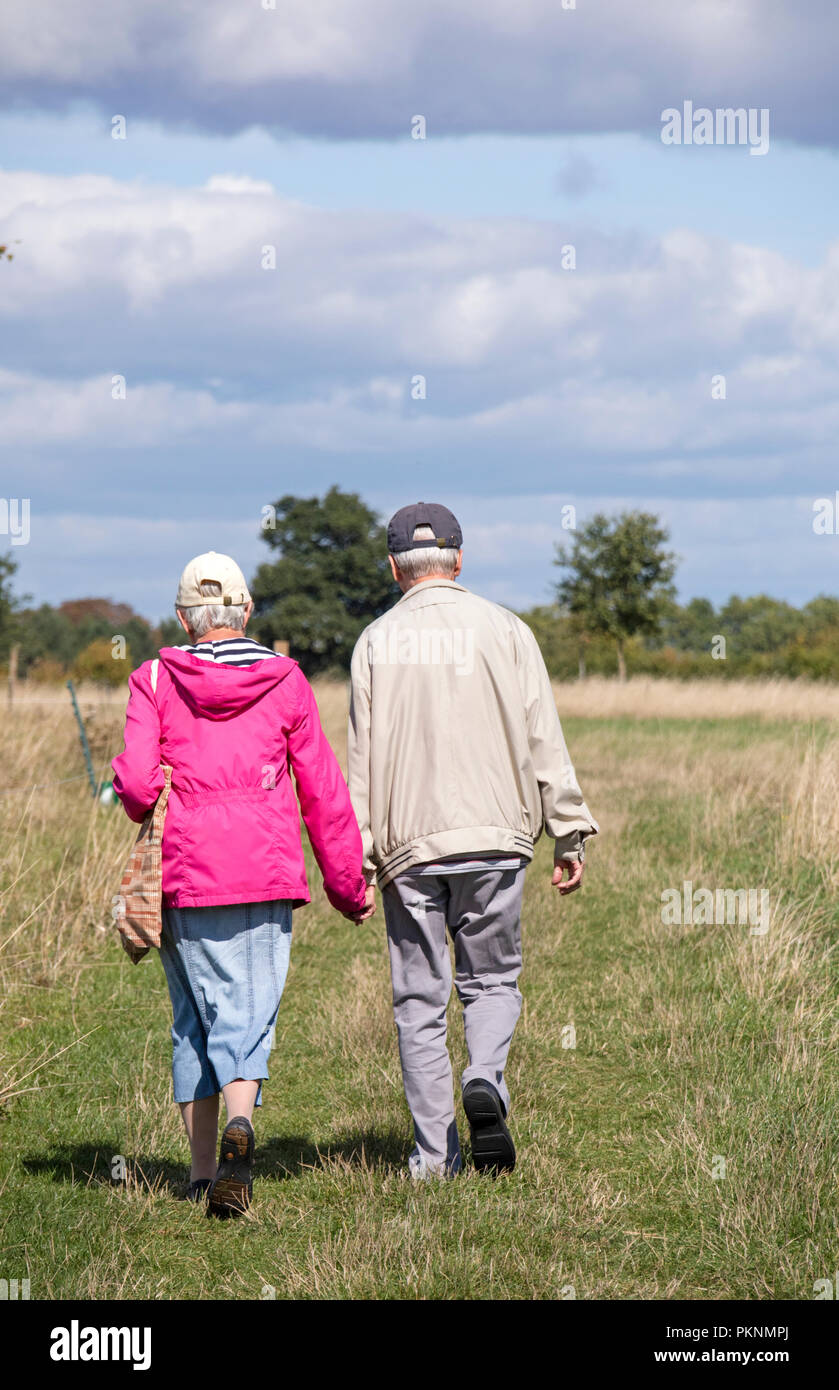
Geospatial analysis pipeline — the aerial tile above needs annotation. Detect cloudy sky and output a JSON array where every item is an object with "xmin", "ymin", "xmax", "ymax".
[{"xmin": 1, "ymin": 0, "xmax": 838, "ymax": 621}]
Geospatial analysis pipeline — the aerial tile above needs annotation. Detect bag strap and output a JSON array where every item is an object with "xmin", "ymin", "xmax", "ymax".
[{"xmin": 149, "ymin": 658, "xmax": 171, "ymax": 796}]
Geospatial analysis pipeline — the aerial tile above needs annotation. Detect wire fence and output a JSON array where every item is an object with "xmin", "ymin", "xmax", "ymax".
[
  {"xmin": 0, "ymin": 775, "xmax": 93, "ymax": 800},
  {"xmin": 1, "ymin": 684, "xmax": 122, "ymax": 801}
]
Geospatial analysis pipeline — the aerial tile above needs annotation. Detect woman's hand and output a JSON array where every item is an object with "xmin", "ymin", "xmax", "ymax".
[{"xmin": 347, "ymin": 884, "xmax": 377, "ymax": 923}]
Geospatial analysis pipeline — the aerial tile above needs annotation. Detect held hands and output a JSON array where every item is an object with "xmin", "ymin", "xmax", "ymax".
[
  {"xmin": 346, "ymin": 883, "xmax": 377, "ymax": 924},
  {"xmin": 551, "ymin": 858, "xmax": 585, "ymax": 895}
]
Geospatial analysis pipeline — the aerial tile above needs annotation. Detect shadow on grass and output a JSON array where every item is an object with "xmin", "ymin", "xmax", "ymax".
[
  {"xmin": 21, "ymin": 1129, "xmax": 411, "ymax": 1193},
  {"xmin": 259, "ymin": 1129, "xmax": 410, "ymax": 1180},
  {"xmin": 21, "ymin": 1145, "xmax": 186, "ymax": 1194}
]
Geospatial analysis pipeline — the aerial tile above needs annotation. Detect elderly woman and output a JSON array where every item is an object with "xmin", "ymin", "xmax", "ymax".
[{"xmin": 112, "ymin": 551, "xmax": 369, "ymax": 1216}]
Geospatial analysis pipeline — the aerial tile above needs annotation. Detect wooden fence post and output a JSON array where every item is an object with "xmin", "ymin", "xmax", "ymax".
[{"xmin": 7, "ymin": 642, "xmax": 19, "ymax": 707}]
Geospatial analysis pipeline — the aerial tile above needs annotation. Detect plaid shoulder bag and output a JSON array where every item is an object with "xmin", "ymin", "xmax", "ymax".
[{"xmin": 113, "ymin": 657, "xmax": 174, "ymax": 964}]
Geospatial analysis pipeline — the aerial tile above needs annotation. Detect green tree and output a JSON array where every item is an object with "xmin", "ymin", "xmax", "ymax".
[
  {"xmin": 0, "ymin": 552, "xmax": 27, "ymax": 663},
  {"xmin": 14, "ymin": 597, "xmax": 158, "ymax": 675},
  {"xmin": 250, "ymin": 486, "xmax": 396, "ymax": 675},
  {"xmin": 14, "ymin": 603, "xmax": 78, "ymax": 672},
  {"xmin": 158, "ymin": 616, "xmax": 184, "ymax": 647},
  {"xmin": 72, "ymin": 638, "xmax": 132, "ymax": 686},
  {"xmin": 716, "ymin": 594, "xmax": 800, "ymax": 656},
  {"xmin": 554, "ymin": 512, "xmax": 677, "ymax": 681},
  {"xmin": 801, "ymin": 595, "xmax": 839, "ymax": 634},
  {"xmin": 517, "ymin": 605, "xmax": 618, "ymax": 679},
  {"xmin": 658, "ymin": 596, "xmax": 718, "ymax": 653},
  {"xmin": 57, "ymin": 600, "xmax": 158, "ymax": 668}
]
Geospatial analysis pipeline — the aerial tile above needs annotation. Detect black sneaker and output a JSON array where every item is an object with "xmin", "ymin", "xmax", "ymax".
[
  {"xmin": 462, "ymin": 1080, "xmax": 516, "ymax": 1174},
  {"xmin": 181, "ymin": 1178, "xmax": 212, "ymax": 1203},
  {"xmin": 207, "ymin": 1116, "xmax": 255, "ymax": 1218}
]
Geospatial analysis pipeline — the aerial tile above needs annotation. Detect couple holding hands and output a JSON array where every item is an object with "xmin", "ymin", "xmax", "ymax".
[{"xmin": 112, "ymin": 502, "xmax": 597, "ymax": 1216}]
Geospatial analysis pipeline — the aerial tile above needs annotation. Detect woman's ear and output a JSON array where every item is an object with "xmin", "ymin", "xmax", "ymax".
[
  {"xmin": 175, "ymin": 607, "xmax": 192, "ymax": 637},
  {"xmin": 243, "ymin": 600, "xmax": 254, "ymax": 629}
]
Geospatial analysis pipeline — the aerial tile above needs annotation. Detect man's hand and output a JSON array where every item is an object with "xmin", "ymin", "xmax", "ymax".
[
  {"xmin": 347, "ymin": 883, "xmax": 377, "ymax": 923},
  {"xmin": 551, "ymin": 858, "xmax": 585, "ymax": 895}
]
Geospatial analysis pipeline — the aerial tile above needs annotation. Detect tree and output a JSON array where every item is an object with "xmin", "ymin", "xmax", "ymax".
[
  {"xmin": 250, "ymin": 486, "xmax": 396, "ymax": 675},
  {"xmin": 717, "ymin": 594, "xmax": 801, "ymax": 655},
  {"xmin": 802, "ymin": 595, "xmax": 839, "ymax": 634},
  {"xmin": 658, "ymin": 596, "xmax": 718, "ymax": 653},
  {"xmin": 14, "ymin": 596, "xmax": 158, "ymax": 674},
  {"xmin": 57, "ymin": 598, "xmax": 158, "ymax": 668},
  {"xmin": 0, "ymin": 552, "xmax": 27, "ymax": 663},
  {"xmin": 72, "ymin": 638, "xmax": 132, "ymax": 686},
  {"xmin": 158, "ymin": 616, "xmax": 184, "ymax": 647},
  {"xmin": 554, "ymin": 512, "xmax": 677, "ymax": 681}
]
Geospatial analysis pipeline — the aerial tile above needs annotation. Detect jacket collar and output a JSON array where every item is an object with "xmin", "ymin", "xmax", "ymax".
[{"xmin": 395, "ymin": 579, "xmax": 468, "ymax": 607}]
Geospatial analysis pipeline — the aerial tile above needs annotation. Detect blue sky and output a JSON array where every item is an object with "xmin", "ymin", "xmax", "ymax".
[
  {"xmin": 1, "ymin": 1, "xmax": 838, "ymax": 624},
  {"xmin": 1, "ymin": 107, "xmax": 835, "ymax": 268}
]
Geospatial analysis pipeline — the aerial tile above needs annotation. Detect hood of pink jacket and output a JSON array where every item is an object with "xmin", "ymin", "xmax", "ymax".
[{"xmin": 157, "ymin": 647, "xmax": 295, "ymax": 721}]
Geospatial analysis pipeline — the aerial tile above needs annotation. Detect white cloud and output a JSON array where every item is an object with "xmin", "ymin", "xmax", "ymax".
[
  {"xmin": 0, "ymin": 170, "xmax": 837, "ymax": 500},
  {"xmin": 0, "ymin": 168, "xmax": 836, "ymax": 614}
]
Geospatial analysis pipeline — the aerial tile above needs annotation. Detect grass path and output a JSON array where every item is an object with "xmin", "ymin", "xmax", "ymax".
[{"xmin": 1, "ymin": 708, "xmax": 838, "ymax": 1298}]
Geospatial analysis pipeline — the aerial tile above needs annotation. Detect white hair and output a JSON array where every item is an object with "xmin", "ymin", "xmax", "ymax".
[
  {"xmin": 177, "ymin": 581, "xmax": 246, "ymax": 639},
  {"xmin": 391, "ymin": 524, "xmax": 460, "ymax": 581}
]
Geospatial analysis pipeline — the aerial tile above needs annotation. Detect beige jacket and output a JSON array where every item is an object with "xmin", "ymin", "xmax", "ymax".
[{"xmin": 348, "ymin": 579, "xmax": 598, "ymax": 887}]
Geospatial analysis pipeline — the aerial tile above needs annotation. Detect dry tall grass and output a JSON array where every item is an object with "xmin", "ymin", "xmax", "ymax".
[
  {"xmin": 552, "ymin": 675, "xmax": 839, "ymax": 722},
  {"xmin": 0, "ymin": 674, "xmax": 834, "ymax": 995}
]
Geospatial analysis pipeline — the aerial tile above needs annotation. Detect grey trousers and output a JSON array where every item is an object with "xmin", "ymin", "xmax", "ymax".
[{"xmin": 382, "ymin": 865, "xmax": 525, "ymax": 1177}]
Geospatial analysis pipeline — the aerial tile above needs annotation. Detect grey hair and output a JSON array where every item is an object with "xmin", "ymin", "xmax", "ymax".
[
  {"xmin": 391, "ymin": 524, "xmax": 460, "ymax": 581},
  {"xmin": 177, "ymin": 581, "xmax": 246, "ymax": 640}
]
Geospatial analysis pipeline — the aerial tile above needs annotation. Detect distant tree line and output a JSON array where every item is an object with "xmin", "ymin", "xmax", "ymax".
[
  {"xmin": 521, "ymin": 593, "xmax": 839, "ymax": 681},
  {"xmin": 0, "ymin": 575, "xmax": 176, "ymax": 686},
  {"xmin": 2, "ymin": 491, "xmax": 839, "ymax": 684},
  {"xmin": 534, "ymin": 510, "xmax": 839, "ymax": 679}
]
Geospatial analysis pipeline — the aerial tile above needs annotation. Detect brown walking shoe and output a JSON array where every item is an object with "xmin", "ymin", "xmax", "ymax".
[{"xmin": 207, "ymin": 1116, "xmax": 255, "ymax": 1218}]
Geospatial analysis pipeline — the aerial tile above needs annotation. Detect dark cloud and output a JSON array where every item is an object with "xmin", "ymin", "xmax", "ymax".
[
  {"xmin": 0, "ymin": 0, "xmax": 836, "ymax": 145},
  {"xmin": 555, "ymin": 153, "xmax": 606, "ymax": 198}
]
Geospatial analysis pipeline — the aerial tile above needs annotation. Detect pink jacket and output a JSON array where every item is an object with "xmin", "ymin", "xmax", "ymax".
[{"xmin": 112, "ymin": 648, "xmax": 367, "ymax": 916}]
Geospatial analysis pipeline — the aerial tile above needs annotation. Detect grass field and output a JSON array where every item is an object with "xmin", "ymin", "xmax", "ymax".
[{"xmin": 1, "ymin": 678, "xmax": 838, "ymax": 1300}]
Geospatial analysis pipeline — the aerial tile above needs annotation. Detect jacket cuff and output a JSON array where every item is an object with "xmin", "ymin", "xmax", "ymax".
[
  {"xmin": 324, "ymin": 877, "xmax": 368, "ymax": 915},
  {"xmin": 553, "ymin": 830, "xmax": 585, "ymax": 863}
]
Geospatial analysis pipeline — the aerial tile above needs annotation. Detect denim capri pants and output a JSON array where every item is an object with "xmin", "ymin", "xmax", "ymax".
[{"xmin": 159, "ymin": 900, "xmax": 292, "ymax": 1107}]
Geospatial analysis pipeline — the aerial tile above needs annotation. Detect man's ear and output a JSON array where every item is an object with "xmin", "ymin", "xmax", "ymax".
[
  {"xmin": 388, "ymin": 554, "xmax": 402, "ymax": 584},
  {"xmin": 454, "ymin": 550, "xmax": 463, "ymax": 578}
]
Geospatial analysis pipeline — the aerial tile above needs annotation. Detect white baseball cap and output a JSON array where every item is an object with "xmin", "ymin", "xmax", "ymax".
[{"xmin": 176, "ymin": 551, "xmax": 252, "ymax": 608}]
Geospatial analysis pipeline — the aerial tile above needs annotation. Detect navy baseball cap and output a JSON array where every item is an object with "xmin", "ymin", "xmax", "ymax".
[{"xmin": 387, "ymin": 502, "xmax": 463, "ymax": 553}]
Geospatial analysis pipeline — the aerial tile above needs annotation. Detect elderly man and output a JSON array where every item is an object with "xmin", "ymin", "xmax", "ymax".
[{"xmin": 348, "ymin": 503, "xmax": 598, "ymax": 1179}]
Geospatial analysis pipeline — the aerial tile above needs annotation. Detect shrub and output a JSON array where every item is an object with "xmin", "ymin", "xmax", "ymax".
[{"xmin": 71, "ymin": 639, "xmax": 131, "ymax": 686}]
